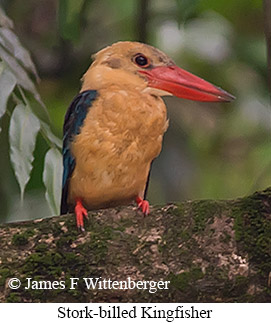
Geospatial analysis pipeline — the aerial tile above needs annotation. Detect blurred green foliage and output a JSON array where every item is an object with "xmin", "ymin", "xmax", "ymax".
[
  {"xmin": 0, "ymin": 0, "xmax": 270, "ymax": 223},
  {"xmin": 58, "ymin": 0, "xmax": 85, "ymax": 42}
]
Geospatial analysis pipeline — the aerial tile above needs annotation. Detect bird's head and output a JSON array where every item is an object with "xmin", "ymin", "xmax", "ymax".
[{"xmin": 82, "ymin": 41, "xmax": 235, "ymax": 102}]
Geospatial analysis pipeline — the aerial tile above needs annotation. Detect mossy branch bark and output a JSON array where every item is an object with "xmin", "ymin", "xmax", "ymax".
[{"xmin": 0, "ymin": 188, "xmax": 271, "ymax": 302}]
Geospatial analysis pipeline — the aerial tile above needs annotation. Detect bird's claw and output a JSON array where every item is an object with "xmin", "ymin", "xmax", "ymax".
[
  {"xmin": 136, "ymin": 196, "xmax": 150, "ymax": 216},
  {"xmin": 75, "ymin": 199, "xmax": 88, "ymax": 231}
]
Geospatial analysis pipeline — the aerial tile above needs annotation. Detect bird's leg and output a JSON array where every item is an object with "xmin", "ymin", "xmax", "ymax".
[
  {"xmin": 136, "ymin": 196, "xmax": 150, "ymax": 216},
  {"xmin": 75, "ymin": 198, "xmax": 88, "ymax": 231}
]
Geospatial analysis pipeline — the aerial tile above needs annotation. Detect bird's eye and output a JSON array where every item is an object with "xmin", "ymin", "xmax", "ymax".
[{"xmin": 133, "ymin": 54, "xmax": 149, "ymax": 68}]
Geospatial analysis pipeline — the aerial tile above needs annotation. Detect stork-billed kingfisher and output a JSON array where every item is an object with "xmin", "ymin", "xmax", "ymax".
[{"xmin": 61, "ymin": 41, "xmax": 234, "ymax": 230}]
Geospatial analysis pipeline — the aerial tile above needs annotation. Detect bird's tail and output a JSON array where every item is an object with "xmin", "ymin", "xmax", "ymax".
[{"xmin": 60, "ymin": 185, "xmax": 69, "ymax": 215}]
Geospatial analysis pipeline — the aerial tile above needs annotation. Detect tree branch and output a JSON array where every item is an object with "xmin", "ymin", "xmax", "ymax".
[
  {"xmin": 135, "ymin": 0, "xmax": 150, "ymax": 43},
  {"xmin": 0, "ymin": 188, "xmax": 271, "ymax": 302}
]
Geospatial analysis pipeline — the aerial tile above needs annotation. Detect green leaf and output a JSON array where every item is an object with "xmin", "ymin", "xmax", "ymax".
[
  {"xmin": 0, "ymin": 7, "xmax": 14, "ymax": 29},
  {"xmin": 58, "ymin": 0, "xmax": 85, "ymax": 41},
  {"xmin": 0, "ymin": 27, "xmax": 39, "ymax": 81},
  {"xmin": 0, "ymin": 9, "xmax": 46, "ymax": 117},
  {"xmin": 0, "ymin": 43, "xmax": 43, "ymax": 106},
  {"xmin": 9, "ymin": 104, "xmax": 40, "ymax": 199},
  {"xmin": 40, "ymin": 121, "xmax": 62, "ymax": 149},
  {"xmin": 43, "ymin": 148, "xmax": 62, "ymax": 215},
  {"xmin": 0, "ymin": 63, "xmax": 16, "ymax": 120}
]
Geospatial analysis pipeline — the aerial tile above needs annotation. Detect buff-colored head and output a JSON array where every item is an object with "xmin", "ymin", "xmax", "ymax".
[{"xmin": 81, "ymin": 41, "xmax": 234, "ymax": 102}]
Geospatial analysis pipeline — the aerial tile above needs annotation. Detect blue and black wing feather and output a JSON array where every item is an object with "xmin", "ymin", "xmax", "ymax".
[{"xmin": 60, "ymin": 90, "xmax": 98, "ymax": 214}]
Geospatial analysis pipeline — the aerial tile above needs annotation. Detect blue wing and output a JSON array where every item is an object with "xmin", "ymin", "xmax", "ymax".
[{"xmin": 60, "ymin": 90, "xmax": 98, "ymax": 214}]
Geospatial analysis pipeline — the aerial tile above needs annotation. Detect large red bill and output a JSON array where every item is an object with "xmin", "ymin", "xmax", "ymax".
[{"xmin": 139, "ymin": 65, "xmax": 235, "ymax": 102}]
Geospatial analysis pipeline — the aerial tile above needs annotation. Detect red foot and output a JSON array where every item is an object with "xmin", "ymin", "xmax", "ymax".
[
  {"xmin": 136, "ymin": 196, "xmax": 150, "ymax": 216},
  {"xmin": 75, "ymin": 199, "xmax": 88, "ymax": 231}
]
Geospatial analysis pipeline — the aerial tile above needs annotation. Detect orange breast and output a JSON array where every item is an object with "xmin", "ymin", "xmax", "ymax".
[{"xmin": 68, "ymin": 87, "xmax": 168, "ymax": 209}]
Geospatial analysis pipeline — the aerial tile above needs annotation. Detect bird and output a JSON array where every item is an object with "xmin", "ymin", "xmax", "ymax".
[{"xmin": 60, "ymin": 41, "xmax": 234, "ymax": 230}]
